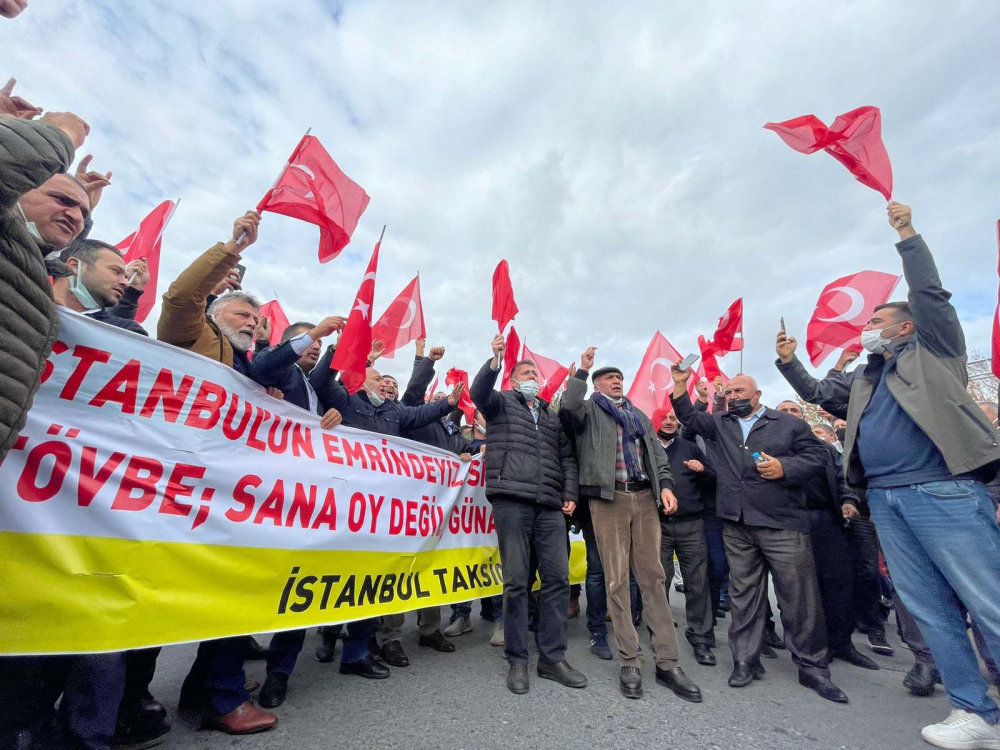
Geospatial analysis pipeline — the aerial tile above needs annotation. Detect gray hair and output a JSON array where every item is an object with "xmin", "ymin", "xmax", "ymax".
[{"xmin": 208, "ymin": 291, "xmax": 261, "ymax": 317}]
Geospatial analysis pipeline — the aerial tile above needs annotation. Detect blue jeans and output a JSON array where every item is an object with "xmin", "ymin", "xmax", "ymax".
[
  {"xmin": 868, "ymin": 480, "xmax": 1000, "ymax": 724},
  {"xmin": 582, "ymin": 523, "xmax": 608, "ymax": 639},
  {"xmin": 267, "ymin": 629, "xmax": 306, "ymax": 676},
  {"xmin": 341, "ymin": 618, "xmax": 377, "ymax": 664},
  {"xmin": 453, "ymin": 595, "xmax": 503, "ymax": 623}
]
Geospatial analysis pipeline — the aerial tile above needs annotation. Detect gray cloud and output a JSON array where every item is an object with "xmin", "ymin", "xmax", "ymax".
[{"xmin": 7, "ymin": 0, "xmax": 999, "ymax": 405}]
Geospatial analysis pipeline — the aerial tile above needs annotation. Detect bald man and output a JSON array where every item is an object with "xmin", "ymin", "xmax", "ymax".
[{"xmin": 670, "ymin": 370, "xmax": 847, "ymax": 703}]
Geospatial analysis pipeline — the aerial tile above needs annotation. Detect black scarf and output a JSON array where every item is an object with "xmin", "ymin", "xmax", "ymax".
[{"xmin": 593, "ymin": 393, "xmax": 645, "ymax": 479}]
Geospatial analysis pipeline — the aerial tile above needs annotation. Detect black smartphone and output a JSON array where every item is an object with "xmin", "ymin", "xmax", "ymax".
[
  {"xmin": 234, "ymin": 263, "xmax": 247, "ymax": 282},
  {"xmin": 780, "ymin": 317, "xmax": 786, "ymax": 334}
]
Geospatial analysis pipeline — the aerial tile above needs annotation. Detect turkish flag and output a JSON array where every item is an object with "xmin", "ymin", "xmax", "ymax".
[
  {"xmin": 371, "ymin": 275, "xmax": 426, "ymax": 359},
  {"xmin": 330, "ymin": 238, "xmax": 380, "ymax": 393},
  {"xmin": 257, "ymin": 300, "xmax": 291, "ymax": 347},
  {"xmin": 991, "ymin": 221, "xmax": 1000, "ymax": 379},
  {"xmin": 424, "ymin": 377, "xmax": 439, "ymax": 403},
  {"xmin": 764, "ymin": 106, "xmax": 893, "ymax": 201},
  {"xmin": 491, "ymin": 260, "xmax": 518, "ymax": 332},
  {"xmin": 806, "ymin": 270, "xmax": 902, "ymax": 367},
  {"xmin": 521, "ymin": 341, "xmax": 569, "ymax": 403},
  {"xmin": 710, "ymin": 298, "xmax": 743, "ymax": 354},
  {"xmin": 697, "ymin": 335, "xmax": 723, "ymax": 381},
  {"xmin": 115, "ymin": 199, "xmax": 178, "ymax": 323},
  {"xmin": 626, "ymin": 331, "xmax": 683, "ymax": 419},
  {"xmin": 446, "ymin": 367, "xmax": 476, "ymax": 423},
  {"xmin": 257, "ymin": 134, "xmax": 371, "ymax": 264},
  {"xmin": 501, "ymin": 326, "xmax": 521, "ymax": 392}
]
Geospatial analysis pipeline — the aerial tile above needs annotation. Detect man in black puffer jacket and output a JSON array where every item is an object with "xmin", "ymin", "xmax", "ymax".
[{"xmin": 471, "ymin": 333, "xmax": 583, "ymax": 696}]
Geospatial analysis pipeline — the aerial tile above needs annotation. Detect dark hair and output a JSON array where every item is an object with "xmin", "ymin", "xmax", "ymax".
[
  {"xmin": 511, "ymin": 359, "xmax": 536, "ymax": 378},
  {"xmin": 873, "ymin": 301, "xmax": 913, "ymax": 322},
  {"xmin": 812, "ymin": 423, "xmax": 835, "ymax": 437},
  {"xmin": 281, "ymin": 321, "xmax": 315, "ymax": 344},
  {"xmin": 59, "ymin": 238, "xmax": 122, "ymax": 266}
]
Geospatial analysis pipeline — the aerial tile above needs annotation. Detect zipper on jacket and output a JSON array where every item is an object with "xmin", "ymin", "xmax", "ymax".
[
  {"xmin": 959, "ymin": 403, "xmax": 999, "ymax": 445},
  {"xmin": 895, "ymin": 371, "xmax": 913, "ymax": 387}
]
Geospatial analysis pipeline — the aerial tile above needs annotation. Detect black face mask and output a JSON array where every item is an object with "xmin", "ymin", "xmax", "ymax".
[
  {"xmin": 836, "ymin": 427, "xmax": 847, "ymax": 444},
  {"xmin": 728, "ymin": 398, "xmax": 755, "ymax": 418},
  {"xmin": 657, "ymin": 429, "xmax": 676, "ymax": 441}
]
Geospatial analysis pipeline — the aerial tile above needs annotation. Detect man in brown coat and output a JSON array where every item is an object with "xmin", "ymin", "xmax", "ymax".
[{"xmin": 157, "ymin": 209, "xmax": 280, "ymax": 735}]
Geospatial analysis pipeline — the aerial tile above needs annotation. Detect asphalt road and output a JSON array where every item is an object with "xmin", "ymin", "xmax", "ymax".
[{"xmin": 145, "ymin": 594, "xmax": 986, "ymax": 750}]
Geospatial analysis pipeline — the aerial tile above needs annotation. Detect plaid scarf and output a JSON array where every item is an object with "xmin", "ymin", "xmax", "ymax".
[{"xmin": 593, "ymin": 393, "xmax": 646, "ymax": 479}]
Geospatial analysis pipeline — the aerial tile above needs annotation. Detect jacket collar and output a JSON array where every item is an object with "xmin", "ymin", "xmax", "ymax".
[{"xmin": 512, "ymin": 388, "xmax": 549, "ymax": 410}]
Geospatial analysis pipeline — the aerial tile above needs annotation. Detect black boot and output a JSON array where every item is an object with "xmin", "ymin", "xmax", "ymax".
[
  {"xmin": 903, "ymin": 662, "xmax": 941, "ymax": 696},
  {"xmin": 258, "ymin": 673, "xmax": 289, "ymax": 708}
]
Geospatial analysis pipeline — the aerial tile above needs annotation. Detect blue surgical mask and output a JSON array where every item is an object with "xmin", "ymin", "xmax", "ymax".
[
  {"xmin": 365, "ymin": 385, "xmax": 385, "ymax": 407},
  {"xmin": 70, "ymin": 261, "xmax": 102, "ymax": 311},
  {"xmin": 515, "ymin": 379, "xmax": 540, "ymax": 401},
  {"xmin": 16, "ymin": 202, "xmax": 43, "ymax": 242}
]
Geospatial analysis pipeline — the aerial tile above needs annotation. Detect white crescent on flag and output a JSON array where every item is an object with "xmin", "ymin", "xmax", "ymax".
[
  {"xmin": 650, "ymin": 357, "xmax": 675, "ymax": 373},
  {"xmin": 289, "ymin": 163, "xmax": 316, "ymax": 179},
  {"xmin": 817, "ymin": 286, "xmax": 865, "ymax": 323},
  {"xmin": 399, "ymin": 299, "xmax": 417, "ymax": 329}
]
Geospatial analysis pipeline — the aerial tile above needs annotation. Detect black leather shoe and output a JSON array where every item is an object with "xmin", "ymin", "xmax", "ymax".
[
  {"xmin": 258, "ymin": 673, "xmax": 289, "ymax": 708},
  {"xmin": 244, "ymin": 635, "xmax": 268, "ymax": 660},
  {"xmin": 339, "ymin": 655, "xmax": 390, "ymax": 679},
  {"xmin": 760, "ymin": 645, "xmax": 778, "ymax": 659},
  {"xmin": 693, "ymin": 643, "xmax": 717, "ymax": 666},
  {"xmin": 832, "ymin": 645, "xmax": 880, "ymax": 671},
  {"xmin": 656, "ymin": 666, "xmax": 702, "ymax": 703},
  {"xmin": 763, "ymin": 629, "xmax": 786, "ymax": 650},
  {"xmin": 537, "ymin": 660, "xmax": 588, "ymax": 689},
  {"xmin": 315, "ymin": 627, "xmax": 338, "ymax": 663},
  {"xmin": 799, "ymin": 672, "xmax": 849, "ymax": 703},
  {"xmin": 138, "ymin": 692, "xmax": 167, "ymax": 722},
  {"xmin": 114, "ymin": 705, "xmax": 171, "ymax": 749},
  {"xmin": 380, "ymin": 640, "xmax": 410, "ymax": 667},
  {"xmin": 728, "ymin": 661, "xmax": 765, "ymax": 687},
  {"xmin": 619, "ymin": 666, "xmax": 643, "ymax": 699},
  {"xmin": 903, "ymin": 662, "xmax": 941, "ymax": 697},
  {"xmin": 507, "ymin": 664, "xmax": 529, "ymax": 694},
  {"xmin": 418, "ymin": 630, "xmax": 456, "ymax": 653}
]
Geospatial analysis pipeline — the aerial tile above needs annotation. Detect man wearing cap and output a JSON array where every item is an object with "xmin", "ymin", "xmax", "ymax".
[{"xmin": 561, "ymin": 347, "xmax": 702, "ymax": 702}]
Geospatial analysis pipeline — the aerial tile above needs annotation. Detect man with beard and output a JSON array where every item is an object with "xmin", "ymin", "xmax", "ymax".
[
  {"xmin": 158, "ymin": 210, "xmax": 279, "ymax": 736},
  {"xmin": 51, "ymin": 240, "xmax": 145, "ymax": 334}
]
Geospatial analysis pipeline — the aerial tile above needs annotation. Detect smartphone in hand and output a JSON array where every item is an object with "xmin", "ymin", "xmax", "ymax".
[{"xmin": 678, "ymin": 353, "xmax": 699, "ymax": 371}]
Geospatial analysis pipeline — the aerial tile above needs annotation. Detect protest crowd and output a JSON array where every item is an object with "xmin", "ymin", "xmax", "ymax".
[{"xmin": 2, "ymin": 25, "xmax": 1000, "ymax": 750}]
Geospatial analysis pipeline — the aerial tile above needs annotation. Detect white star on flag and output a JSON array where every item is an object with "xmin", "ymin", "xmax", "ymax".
[{"xmin": 353, "ymin": 298, "xmax": 370, "ymax": 319}]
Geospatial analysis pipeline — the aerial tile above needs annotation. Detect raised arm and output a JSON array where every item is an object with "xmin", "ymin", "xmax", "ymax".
[
  {"xmin": 669, "ymin": 365, "xmax": 717, "ymax": 441},
  {"xmin": 157, "ymin": 212, "xmax": 259, "ymax": 348},
  {"xmin": 401, "ymin": 347, "xmax": 440, "ymax": 406},
  {"xmin": 887, "ymin": 203, "xmax": 965, "ymax": 360},
  {"xmin": 470, "ymin": 334, "xmax": 507, "ymax": 419},
  {"xmin": 774, "ymin": 330, "xmax": 853, "ymax": 419},
  {"xmin": 0, "ymin": 105, "xmax": 81, "ymax": 213},
  {"xmin": 398, "ymin": 393, "xmax": 454, "ymax": 432}
]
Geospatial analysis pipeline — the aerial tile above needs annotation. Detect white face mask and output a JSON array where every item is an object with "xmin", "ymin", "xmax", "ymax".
[
  {"xmin": 365, "ymin": 384, "xmax": 385, "ymax": 407},
  {"xmin": 515, "ymin": 378, "xmax": 540, "ymax": 400},
  {"xmin": 17, "ymin": 202, "xmax": 44, "ymax": 242},
  {"xmin": 69, "ymin": 261, "xmax": 103, "ymax": 311},
  {"xmin": 860, "ymin": 322, "xmax": 904, "ymax": 353}
]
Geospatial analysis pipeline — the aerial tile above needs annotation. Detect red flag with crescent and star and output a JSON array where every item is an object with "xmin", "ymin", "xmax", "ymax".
[
  {"xmin": 806, "ymin": 270, "xmax": 901, "ymax": 367},
  {"xmin": 371, "ymin": 275, "xmax": 426, "ymax": 359},
  {"xmin": 330, "ymin": 234, "xmax": 381, "ymax": 393},
  {"xmin": 115, "ymin": 199, "xmax": 178, "ymax": 323},
  {"xmin": 257, "ymin": 134, "xmax": 371, "ymax": 263},
  {"xmin": 257, "ymin": 300, "xmax": 291, "ymax": 347},
  {"xmin": 521, "ymin": 341, "xmax": 569, "ymax": 403},
  {"xmin": 626, "ymin": 332, "xmax": 684, "ymax": 419},
  {"xmin": 764, "ymin": 106, "xmax": 893, "ymax": 201}
]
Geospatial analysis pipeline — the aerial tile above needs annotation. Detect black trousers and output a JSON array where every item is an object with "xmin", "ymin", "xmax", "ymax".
[
  {"xmin": 492, "ymin": 497, "xmax": 570, "ymax": 666},
  {"xmin": 847, "ymin": 517, "xmax": 885, "ymax": 634},
  {"xmin": 723, "ymin": 521, "xmax": 830, "ymax": 677},
  {"xmin": 660, "ymin": 517, "xmax": 714, "ymax": 646},
  {"xmin": 808, "ymin": 509, "xmax": 856, "ymax": 652}
]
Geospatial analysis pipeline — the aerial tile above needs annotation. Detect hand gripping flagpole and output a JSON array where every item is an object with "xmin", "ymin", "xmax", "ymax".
[{"xmin": 235, "ymin": 128, "xmax": 312, "ymax": 247}]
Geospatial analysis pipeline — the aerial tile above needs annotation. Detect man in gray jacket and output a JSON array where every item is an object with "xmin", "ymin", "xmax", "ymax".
[
  {"xmin": 775, "ymin": 202, "xmax": 1000, "ymax": 749},
  {"xmin": 561, "ymin": 347, "xmax": 701, "ymax": 702}
]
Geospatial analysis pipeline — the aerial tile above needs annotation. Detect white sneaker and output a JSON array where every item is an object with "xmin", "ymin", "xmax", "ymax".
[
  {"xmin": 921, "ymin": 709, "xmax": 1000, "ymax": 749},
  {"xmin": 490, "ymin": 622, "xmax": 505, "ymax": 647},
  {"xmin": 443, "ymin": 617, "xmax": 473, "ymax": 637}
]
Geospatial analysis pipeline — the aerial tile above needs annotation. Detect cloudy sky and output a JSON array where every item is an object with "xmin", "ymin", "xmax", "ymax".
[{"xmin": 6, "ymin": 0, "xmax": 1000, "ymax": 406}]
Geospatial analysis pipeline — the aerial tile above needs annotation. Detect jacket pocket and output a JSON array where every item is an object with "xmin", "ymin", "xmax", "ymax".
[{"xmin": 959, "ymin": 403, "xmax": 999, "ymax": 444}]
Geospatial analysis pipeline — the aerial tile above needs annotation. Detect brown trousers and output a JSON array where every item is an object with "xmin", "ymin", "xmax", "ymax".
[{"xmin": 590, "ymin": 489, "xmax": 680, "ymax": 670}]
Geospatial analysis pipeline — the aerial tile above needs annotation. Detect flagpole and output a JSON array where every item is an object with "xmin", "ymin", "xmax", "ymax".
[
  {"xmin": 236, "ymin": 127, "xmax": 313, "ymax": 247},
  {"xmin": 739, "ymin": 302, "xmax": 744, "ymax": 373}
]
